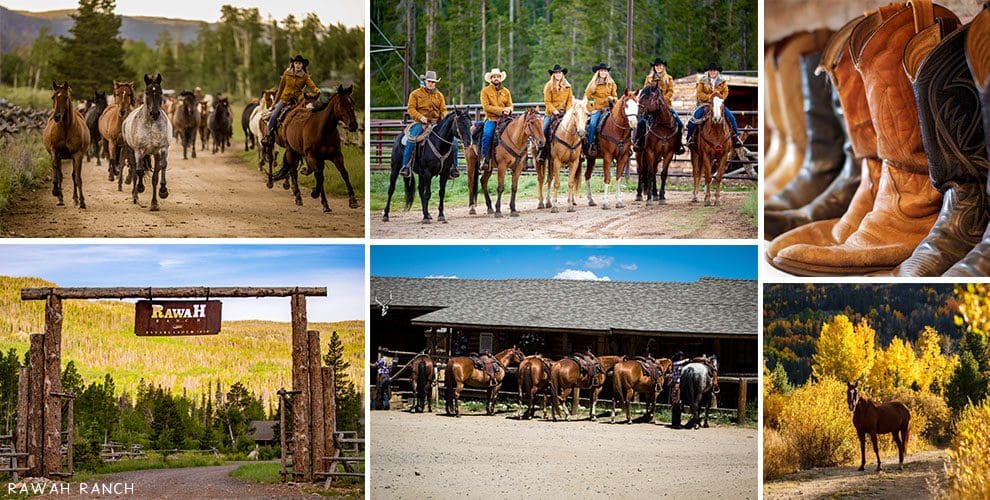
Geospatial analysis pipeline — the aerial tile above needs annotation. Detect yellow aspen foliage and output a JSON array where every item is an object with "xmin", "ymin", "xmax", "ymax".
[
  {"xmin": 954, "ymin": 283, "xmax": 990, "ymax": 343},
  {"xmin": 945, "ymin": 398, "xmax": 990, "ymax": 498},
  {"xmin": 812, "ymin": 315, "xmax": 876, "ymax": 383},
  {"xmin": 915, "ymin": 326, "xmax": 956, "ymax": 395},
  {"xmin": 869, "ymin": 337, "xmax": 918, "ymax": 393}
]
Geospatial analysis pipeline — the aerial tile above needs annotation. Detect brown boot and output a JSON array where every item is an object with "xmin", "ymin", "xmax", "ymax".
[{"xmin": 763, "ymin": 43, "xmax": 787, "ymax": 178}]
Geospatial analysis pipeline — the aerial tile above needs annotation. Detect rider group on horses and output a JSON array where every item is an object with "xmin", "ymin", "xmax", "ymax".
[
  {"xmin": 399, "ymin": 70, "xmax": 451, "ymax": 178},
  {"xmin": 584, "ymin": 63, "xmax": 618, "ymax": 155},
  {"xmin": 263, "ymin": 54, "xmax": 319, "ymax": 146},
  {"xmin": 685, "ymin": 62, "xmax": 742, "ymax": 149},
  {"xmin": 480, "ymin": 67, "xmax": 514, "ymax": 173},
  {"xmin": 635, "ymin": 57, "xmax": 686, "ymax": 155}
]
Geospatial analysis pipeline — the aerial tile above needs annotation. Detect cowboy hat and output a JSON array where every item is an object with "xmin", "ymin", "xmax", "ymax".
[
  {"xmin": 592, "ymin": 63, "xmax": 612, "ymax": 72},
  {"xmin": 290, "ymin": 54, "xmax": 310, "ymax": 67},
  {"xmin": 650, "ymin": 58, "xmax": 668, "ymax": 68},
  {"xmin": 547, "ymin": 64, "xmax": 568, "ymax": 75},
  {"xmin": 704, "ymin": 62, "xmax": 723, "ymax": 73},
  {"xmin": 420, "ymin": 70, "xmax": 441, "ymax": 82},
  {"xmin": 484, "ymin": 68, "xmax": 507, "ymax": 83}
]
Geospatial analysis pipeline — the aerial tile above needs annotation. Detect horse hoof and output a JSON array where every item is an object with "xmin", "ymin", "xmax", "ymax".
[
  {"xmin": 704, "ymin": 201, "xmax": 711, "ymax": 207},
  {"xmin": 349, "ymin": 198, "xmax": 359, "ymax": 209},
  {"xmin": 601, "ymin": 204, "xmax": 610, "ymax": 210},
  {"xmin": 566, "ymin": 206, "xmax": 575, "ymax": 213},
  {"xmin": 438, "ymin": 215, "xmax": 446, "ymax": 223},
  {"xmin": 510, "ymin": 211, "xmax": 519, "ymax": 217},
  {"xmin": 422, "ymin": 219, "xmax": 431, "ymax": 224},
  {"xmin": 323, "ymin": 206, "xmax": 332, "ymax": 213},
  {"xmin": 494, "ymin": 212, "xmax": 503, "ymax": 219},
  {"xmin": 138, "ymin": 184, "xmax": 145, "ymax": 194},
  {"xmin": 382, "ymin": 214, "xmax": 389, "ymax": 222},
  {"xmin": 108, "ymin": 173, "xmax": 114, "ymax": 182},
  {"xmin": 487, "ymin": 208, "xmax": 495, "ymax": 215},
  {"xmin": 713, "ymin": 200, "xmax": 720, "ymax": 207},
  {"xmin": 160, "ymin": 189, "xmax": 169, "ymax": 199},
  {"xmin": 550, "ymin": 207, "xmax": 558, "ymax": 214},
  {"xmin": 469, "ymin": 207, "xmax": 477, "ymax": 215},
  {"xmin": 657, "ymin": 199, "xmax": 665, "ymax": 205},
  {"xmin": 537, "ymin": 202, "xmax": 545, "ymax": 209},
  {"xmin": 79, "ymin": 202, "xmax": 86, "ymax": 209},
  {"xmin": 645, "ymin": 201, "xmax": 652, "ymax": 207},
  {"xmin": 295, "ymin": 199, "xmax": 303, "ymax": 206},
  {"xmin": 192, "ymin": 151, "xmax": 196, "ymax": 159},
  {"xmin": 150, "ymin": 205, "xmax": 159, "ymax": 212},
  {"xmin": 588, "ymin": 200, "xmax": 597, "ymax": 207},
  {"xmin": 266, "ymin": 180, "xmax": 274, "ymax": 189},
  {"xmin": 616, "ymin": 202, "xmax": 624, "ymax": 208},
  {"xmin": 858, "ymin": 466, "xmax": 865, "ymax": 471},
  {"xmin": 635, "ymin": 195, "xmax": 643, "ymax": 201},
  {"xmin": 282, "ymin": 181, "xmax": 290, "ymax": 190}
]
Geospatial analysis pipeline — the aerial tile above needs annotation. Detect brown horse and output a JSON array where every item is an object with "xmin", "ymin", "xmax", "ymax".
[
  {"xmin": 636, "ymin": 85, "xmax": 681, "ymax": 205},
  {"xmin": 847, "ymin": 382, "xmax": 911, "ymax": 472},
  {"xmin": 611, "ymin": 357, "xmax": 672, "ymax": 424},
  {"xmin": 98, "ymin": 80, "xmax": 136, "ymax": 191},
  {"xmin": 548, "ymin": 355, "xmax": 623, "ymax": 421},
  {"xmin": 197, "ymin": 100, "xmax": 210, "ymax": 151},
  {"xmin": 269, "ymin": 85, "xmax": 360, "ymax": 212},
  {"xmin": 533, "ymin": 99, "xmax": 590, "ymax": 213},
  {"xmin": 583, "ymin": 91, "xmax": 638, "ymax": 210},
  {"xmin": 690, "ymin": 96, "xmax": 731, "ymax": 206},
  {"xmin": 517, "ymin": 355, "xmax": 555, "ymax": 420},
  {"xmin": 410, "ymin": 354, "xmax": 435, "ymax": 413},
  {"xmin": 172, "ymin": 91, "xmax": 200, "ymax": 160},
  {"xmin": 444, "ymin": 346, "xmax": 525, "ymax": 417},
  {"xmin": 43, "ymin": 81, "xmax": 91, "ymax": 208},
  {"xmin": 467, "ymin": 108, "xmax": 546, "ymax": 217}
]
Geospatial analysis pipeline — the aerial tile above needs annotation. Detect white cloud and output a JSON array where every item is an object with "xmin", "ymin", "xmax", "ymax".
[
  {"xmin": 619, "ymin": 263, "xmax": 639, "ymax": 271},
  {"xmin": 553, "ymin": 269, "xmax": 611, "ymax": 281},
  {"xmin": 425, "ymin": 275, "xmax": 458, "ymax": 279},
  {"xmin": 584, "ymin": 255, "xmax": 614, "ymax": 269}
]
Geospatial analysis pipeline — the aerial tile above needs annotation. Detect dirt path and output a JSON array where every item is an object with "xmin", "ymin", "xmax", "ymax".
[
  {"xmin": 372, "ymin": 189, "xmax": 753, "ymax": 239},
  {"xmin": 371, "ymin": 410, "xmax": 757, "ymax": 499},
  {"xmin": 1, "ymin": 141, "xmax": 363, "ymax": 237},
  {"xmin": 764, "ymin": 449, "xmax": 947, "ymax": 499}
]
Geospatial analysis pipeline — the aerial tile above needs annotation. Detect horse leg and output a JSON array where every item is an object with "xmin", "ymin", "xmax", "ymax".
[
  {"xmin": 891, "ymin": 431, "xmax": 904, "ymax": 470},
  {"xmin": 481, "ymin": 169, "xmax": 494, "ymax": 214},
  {"xmin": 691, "ymin": 153, "xmax": 700, "ymax": 203},
  {"xmin": 714, "ymin": 156, "xmax": 725, "ymax": 206},
  {"xmin": 149, "ymin": 155, "xmax": 161, "ymax": 211},
  {"xmin": 73, "ymin": 152, "xmax": 85, "ymax": 209},
  {"xmin": 107, "ymin": 142, "xmax": 116, "ymax": 181},
  {"xmin": 490, "ymin": 384, "xmax": 500, "ymax": 415},
  {"xmin": 567, "ymin": 160, "xmax": 579, "ymax": 212},
  {"xmin": 454, "ymin": 381, "xmax": 463, "ymax": 417},
  {"xmin": 560, "ymin": 388, "xmax": 572, "ymax": 420},
  {"xmin": 419, "ymin": 172, "xmax": 432, "ymax": 223},
  {"xmin": 586, "ymin": 155, "xmax": 598, "ymax": 207},
  {"xmin": 51, "ymin": 154, "xmax": 64, "ymax": 206},
  {"xmin": 704, "ymin": 157, "xmax": 713, "ymax": 207},
  {"xmin": 330, "ymin": 150, "xmax": 358, "ymax": 209},
  {"xmin": 314, "ymin": 159, "xmax": 330, "ymax": 213},
  {"xmin": 437, "ymin": 176, "xmax": 448, "ymax": 223},
  {"xmin": 899, "ymin": 426, "xmax": 909, "ymax": 469},
  {"xmin": 615, "ymin": 154, "xmax": 625, "ymax": 208},
  {"xmin": 536, "ymin": 155, "xmax": 546, "ymax": 209},
  {"xmin": 589, "ymin": 386, "xmax": 601, "ymax": 421},
  {"xmin": 659, "ymin": 154, "xmax": 671, "ymax": 203},
  {"xmin": 871, "ymin": 432, "xmax": 882, "ymax": 471},
  {"xmin": 494, "ymin": 162, "xmax": 506, "ymax": 218},
  {"xmin": 509, "ymin": 163, "xmax": 522, "ymax": 217},
  {"xmin": 857, "ymin": 430, "xmax": 867, "ymax": 471},
  {"xmin": 382, "ymin": 164, "xmax": 399, "ymax": 221},
  {"xmin": 702, "ymin": 390, "xmax": 711, "ymax": 428},
  {"xmin": 130, "ymin": 156, "xmax": 141, "ymax": 204},
  {"xmin": 190, "ymin": 129, "xmax": 197, "ymax": 159},
  {"xmin": 625, "ymin": 388, "xmax": 635, "ymax": 424}
]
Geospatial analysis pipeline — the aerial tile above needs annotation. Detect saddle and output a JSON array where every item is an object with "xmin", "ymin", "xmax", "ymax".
[
  {"xmin": 632, "ymin": 356, "xmax": 662, "ymax": 387},
  {"xmin": 586, "ymin": 103, "xmax": 613, "ymax": 156},
  {"xmin": 539, "ymin": 114, "xmax": 564, "ymax": 160},
  {"xmin": 469, "ymin": 352, "xmax": 501, "ymax": 385},
  {"xmin": 569, "ymin": 353, "xmax": 602, "ymax": 388}
]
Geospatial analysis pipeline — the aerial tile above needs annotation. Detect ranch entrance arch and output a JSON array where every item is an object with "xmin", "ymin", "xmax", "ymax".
[{"xmin": 11, "ymin": 286, "xmax": 332, "ymax": 483}]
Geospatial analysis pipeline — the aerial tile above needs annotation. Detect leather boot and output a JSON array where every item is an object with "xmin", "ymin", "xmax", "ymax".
[
  {"xmin": 765, "ymin": 16, "xmax": 879, "ymax": 256},
  {"xmin": 763, "ymin": 43, "xmax": 787, "ymax": 177},
  {"xmin": 765, "ymin": 30, "xmax": 832, "ymax": 199},
  {"xmin": 894, "ymin": 23, "xmax": 986, "ymax": 276},
  {"xmin": 771, "ymin": 1, "xmax": 959, "ymax": 275},
  {"xmin": 764, "ymin": 50, "xmax": 845, "ymax": 214}
]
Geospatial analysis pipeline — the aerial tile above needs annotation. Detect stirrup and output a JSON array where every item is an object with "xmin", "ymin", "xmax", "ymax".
[
  {"xmin": 448, "ymin": 165, "xmax": 460, "ymax": 179},
  {"xmin": 399, "ymin": 163, "xmax": 412, "ymax": 178}
]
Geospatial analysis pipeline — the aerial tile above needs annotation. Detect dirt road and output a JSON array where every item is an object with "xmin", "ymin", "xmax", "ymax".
[
  {"xmin": 1, "ymin": 140, "xmax": 363, "ymax": 237},
  {"xmin": 372, "ymin": 190, "xmax": 753, "ymax": 239},
  {"xmin": 764, "ymin": 449, "xmax": 946, "ymax": 499},
  {"xmin": 371, "ymin": 410, "xmax": 757, "ymax": 499}
]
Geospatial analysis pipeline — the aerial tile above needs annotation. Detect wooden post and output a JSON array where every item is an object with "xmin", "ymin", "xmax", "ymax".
[
  {"xmin": 290, "ymin": 294, "xmax": 311, "ymax": 482},
  {"xmin": 27, "ymin": 334, "xmax": 44, "ymax": 476},
  {"xmin": 16, "ymin": 367, "xmax": 28, "ymax": 459},
  {"xmin": 43, "ymin": 294, "xmax": 63, "ymax": 478},
  {"xmin": 321, "ymin": 367, "xmax": 336, "ymax": 465},
  {"xmin": 65, "ymin": 398, "xmax": 73, "ymax": 475},
  {"xmin": 307, "ymin": 330, "xmax": 325, "ymax": 476},
  {"xmin": 737, "ymin": 380, "xmax": 748, "ymax": 424},
  {"xmin": 571, "ymin": 388, "xmax": 580, "ymax": 415},
  {"xmin": 278, "ymin": 392, "xmax": 286, "ymax": 482}
]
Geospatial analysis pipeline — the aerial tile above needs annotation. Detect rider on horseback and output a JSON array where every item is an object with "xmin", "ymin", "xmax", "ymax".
[
  {"xmin": 480, "ymin": 67, "xmax": 514, "ymax": 174},
  {"xmin": 685, "ymin": 62, "xmax": 742, "ymax": 149},
  {"xmin": 585, "ymin": 63, "xmax": 618, "ymax": 156},
  {"xmin": 635, "ymin": 58, "xmax": 685, "ymax": 155},
  {"xmin": 540, "ymin": 64, "xmax": 573, "ymax": 160},
  {"xmin": 399, "ymin": 70, "xmax": 454, "ymax": 178},
  {"xmin": 263, "ymin": 54, "xmax": 319, "ymax": 147}
]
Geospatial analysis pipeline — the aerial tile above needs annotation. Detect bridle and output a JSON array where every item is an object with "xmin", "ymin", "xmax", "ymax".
[
  {"xmin": 423, "ymin": 111, "xmax": 468, "ymax": 171},
  {"xmin": 553, "ymin": 110, "xmax": 584, "ymax": 152}
]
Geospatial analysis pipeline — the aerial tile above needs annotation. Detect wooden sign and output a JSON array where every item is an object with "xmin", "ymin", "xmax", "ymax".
[{"xmin": 134, "ymin": 300, "xmax": 222, "ymax": 336}]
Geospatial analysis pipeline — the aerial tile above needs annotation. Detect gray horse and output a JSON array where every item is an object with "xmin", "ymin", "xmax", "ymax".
[
  {"xmin": 679, "ymin": 354, "xmax": 718, "ymax": 429},
  {"xmin": 123, "ymin": 73, "xmax": 172, "ymax": 211}
]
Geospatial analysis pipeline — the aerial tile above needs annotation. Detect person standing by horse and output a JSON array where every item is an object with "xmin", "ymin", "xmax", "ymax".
[
  {"xmin": 399, "ymin": 70, "xmax": 457, "ymax": 178},
  {"xmin": 480, "ymin": 67, "xmax": 513, "ymax": 174},
  {"xmin": 262, "ymin": 54, "xmax": 319, "ymax": 147},
  {"xmin": 635, "ymin": 58, "xmax": 685, "ymax": 155},
  {"xmin": 686, "ymin": 62, "xmax": 742, "ymax": 149},
  {"xmin": 539, "ymin": 64, "xmax": 573, "ymax": 160},
  {"xmin": 584, "ymin": 63, "xmax": 618, "ymax": 156}
]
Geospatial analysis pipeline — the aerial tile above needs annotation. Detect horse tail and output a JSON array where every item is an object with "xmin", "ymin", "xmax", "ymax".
[
  {"xmin": 574, "ymin": 157, "xmax": 585, "ymax": 193},
  {"xmin": 520, "ymin": 361, "xmax": 533, "ymax": 403},
  {"xmin": 403, "ymin": 174, "xmax": 416, "ymax": 211},
  {"xmin": 416, "ymin": 359, "xmax": 428, "ymax": 401}
]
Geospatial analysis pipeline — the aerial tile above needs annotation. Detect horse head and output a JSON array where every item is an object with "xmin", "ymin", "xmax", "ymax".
[
  {"xmin": 114, "ymin": 80, "xmax": 135, "ymax": 117},
  {"xmin": 621, "ymin": 90, "xmax": 639, "ymax": 129},
  {"xmin": 712, "ymin": 96, "xmax": 724, "ymax": 123},
  {"xmin": 569, "ymin": 98, "xmax": 590, "ymax": 139},
  {"xmin": 524, "ymin": 107, "xmax": 546, "ymax": 149},
  {"xmin": 452, "ymin": 107, "xmax": 473, "ymax": 146},
  {"xmin": 93, "ymin": 91, "xmax": 108, "ymax": 109},
  {"xmin": 50, "ymin": 81, "xmax": 71, "ymax": 123},
  {"xmin": 846, "ymin": 382, "xmax": 860, "ymax": 411},
  {"xmin": 262, "ymin": 89, "xmax": 276, "ymax": 110},
  {"xmin": 143, "ymin": 73, "xmax": 164, "ymax": 120},
  {"xmin": 332, "ymin": 84, "xmax": 359, "ymax": 132},
  {"xmin": 509, "ymin": 345, "xmax": 526, "ymax": 365}
]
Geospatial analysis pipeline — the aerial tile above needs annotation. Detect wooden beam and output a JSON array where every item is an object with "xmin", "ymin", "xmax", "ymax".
[
  {"xmin": 737, "ymin": 380, "xmax": 748, "ymax": 425},
  {"xmin": 290, "ymin": 294, "xmax": 311, "ymax": 482},
  {"xmin": 43, "ymin": 294, "xmax": 63, "ymax": 477},
  {"xmin": 322, "ymin": 367, "xmax": 337, "ymax": 464},
  {"xmin": 16, "ymin": 367, "xmax": 28, "ymax": 461},
  {"xmin": 26, "ymin": 334, "xmax": 44, "ymax": 476},
  {"xmin": 21, "ymin": 286, "xmax": 327, "ymax": 300},
  {"xmin": 307, "ymin": 330, "xmax": 325, "ymax": 476}
]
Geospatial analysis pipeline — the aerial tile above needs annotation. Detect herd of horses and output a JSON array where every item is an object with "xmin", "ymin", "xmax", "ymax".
[
  {"xmin": 392, "ymin": 348, "xmax": 719, "ymax": 430},
  {"xmin": 382, "ymin": 88, "xmax": 734, "ymax": 224},
  {"xmin": 40, "ymin": 76, "xmax": 360, "ymax": 213}
]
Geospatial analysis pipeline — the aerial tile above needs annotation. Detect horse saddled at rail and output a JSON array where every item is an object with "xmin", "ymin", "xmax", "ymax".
[
  {"xmin": 533, "ymin": 99, "xmax": 590, "ymax": 213},
  {"xmin": 122, "ymin": 73, "xmax": 172, "ymax": 211},
  {"xmin": 847, "ymin": 382, "xmax": 910, "ymax": 472},
  {"xmin": 98, "ymin": 80, "xmax": 136, "ymax": 191},
  {"xmin": 678, "ymin": 354, "xmax": 719, "ymax": 429},
  {"xmin": 582, "ymin": 90, "xmax": 638, "ymax": 209},
  {"xmin": 517, "ymin": 354, "xmax": 555, "ymax": 420},
  {"xmin": 690, "ymin": 96, "xmax": 731, "ymax": 206},
  {"xmin": 466, "ymin": 108, "xmax": 546, "ymax": 217},
  {"xmin": 84, "ymin": 91, "xmax": 107, "ymax": 166},
  {"xmin": 268, "ymin": 85, "xmax": 360, "ymax": 212},
  {"xmin": 410, "ymin": 354, "xmax": 436, "ymax": 413},
  {"xmin": 444, "ymin": 346, "xmax": 525, "ymax": 417},
  {"xmin": 611, "ymin": 356, "xmax": 672, "ymax": 424},
  {"xmin": 44, "ymin": 81, "xmax": 91, "ymax": 209},
  {"xmin": 636, "ymin": 84, "xmax": 681, "ymax": 205},
  {"xmin": 172, "ymin": 90, "xmax": 200, "ymax": 160},
  {"xmin": 549, "ymin": 353, "xmax": 623, "ymax": 422}
]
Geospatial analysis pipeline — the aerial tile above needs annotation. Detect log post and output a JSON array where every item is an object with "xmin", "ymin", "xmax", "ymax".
[
  {"xmin": 737, "ymin": 380, "xmax": 748, "ymax": 424},
  {"xmin": 16, "ymin": 367, "xmax": 28, "ymax": 458},
  {"xmin": 290, "ymin": 294, "xmax": 311, "ymax": 482},
  {"xmin": 43, "ymin": 294, "xmax": 63, "ymax": 478},
  {"xmin": 321, "ymin": 366, "xmax": 336, "ymax": 463},
  {"xmin": 278, "ymin": 391, "xmax": 287, "ymax": 482},
  {"xmin": 27, "ymin": 334, "xmax": 44, "ymax": 476},
  {"xmin": 307, "ymin": 330, "xmax": 325, "ymax": 476},
  {"xmin": 65, "ymin": 398, "xmax": 73, "ymax": 475},
  {"xmin": 571, "ymin": 388, "xmax": 580, "ymax": 415}
]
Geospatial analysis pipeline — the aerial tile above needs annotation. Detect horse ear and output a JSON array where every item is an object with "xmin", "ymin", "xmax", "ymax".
[
  {"xmin": 52, "ymin": 81, "xmax": 58, "ymax": 91},
  {"xmin": 155, "ymin": 73, "xmax": 162, "ymax": 84},
  {"xmin": 144, "ymin": 74, "xmax": 152, "ymax": 85}
]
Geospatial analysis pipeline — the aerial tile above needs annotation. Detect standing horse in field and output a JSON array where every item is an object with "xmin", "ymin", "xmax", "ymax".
[
  {"xmin": 44, "ymin": 81, "xmax": 91, "ymax": 208},
  {"xmin": 208, "ymin": 97, "xmax": 232, "ymax": 154},
  {"xmin": 679, "ymin": 355, "xmax": 718, "ymax": 429},
  {"xmin": 172, "ymin": 91, "xmax": 200, "ymax": 160},
  {"xmin": 444, "ymin": 346, "xmax": 525, "ymax": 417},
  {"xmin": 533, "ymin": 99, "xmax": 589, "ymax": 213},
  {"xmin": 517, "ymin": 355, "xmax": 554, "ymax": 420},
  {"xmin": 250, "ymin": 90, "xmax": 277, "ymax": 172},
  {"xmin": 99, "ymin": 80, "xmax": 136, "ymax": 191},
  {"xmin": 242, "ymin": 98, "xmax": 258, "ymax": 151},
  {"xmin": 84, "ymin": 91, "xmax": 107, "ymax": 166},
  {"xmin": 582, "ymin": 91, "xmax": 637, "ymax": 209},
  {"xmin": 410, "ymin": 354, "xmax": 435, "ymax": 413},
  {"xmin": 847, "ymin": 382, "xmax": 911, "ymax": 472},
  {"xmin": 466, "ymin": 108, "xmax": 546, "ymax": 217},
  {"xmin": 611, "ymin": 357, "xmax": 672, "ymax": 424},
  {"xmin": 382, "ymin": 108, "xmax": 473, "ymax": 223},
  {"xmin": 636, "ymin": 85, "xmax": 681, "ymax": 205},
  {"xmin": 197, "ymin": 100, "xmax": 210, "ymax": 151},
  {"xmin": 549, "ymin": 355, "xmax": 623, "ymax": 422},
  {"xmin": 690, "ymin": 96, "xmax": 731, "ymax": 206},
  {"xmin": 123, "ymin": 73, "xmax": 172, "ymax": 211},
  {"xmin": 269, "ymin": 85, "xmax": 361, "ymax": 212}
]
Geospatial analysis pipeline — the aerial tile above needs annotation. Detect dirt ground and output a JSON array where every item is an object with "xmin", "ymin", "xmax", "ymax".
[
  {"xmin": 1, "ymin": 140, "xmax": 363, "ymax": 237},
  {"xmin": 370, "ymin": 410, "xmax": 757, "ymax": 499},
  {"xmin": 764, "ymin": 449, "xmax": 947, "ymax": 499},
  {"xmin": 372, "ymin": 189, "xmax": 754, "ymax": 239}
]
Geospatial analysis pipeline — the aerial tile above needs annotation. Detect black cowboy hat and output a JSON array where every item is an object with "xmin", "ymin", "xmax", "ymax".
[
  {"xmin": 650, "ymin": 58, "xmax": 668, "ymax": 68},
  {"xmin": 673, "ymin": 351, "xmax": 686, "ymax": 361},
  {"xmin": 704, "ymin": 62, "xmax": 723, "ymax": 73},
  {"xmin": 290, "ymin": 54, "xmax": 310, "ymax": 68},
  {"xmin": 592, "ymin": 63, "xmax": 612, "ymax": 72},
  {"xmin": 548, "ymin": 64, "xmax": 568, "ymax": 75}
]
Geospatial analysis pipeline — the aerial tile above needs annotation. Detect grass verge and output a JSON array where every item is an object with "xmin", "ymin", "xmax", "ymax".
[{"xmin": 0, "ymin": 132, "xmax": 49, "ymax": 231}]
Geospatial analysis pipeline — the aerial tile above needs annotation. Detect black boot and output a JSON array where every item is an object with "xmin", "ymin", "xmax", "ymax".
[
  {"xmin": 448, "ymin": 162, "xmax": 460, "ymax": 179},
  {"xmin": 399, "ymin": 159, "xmax": 412, "ymax": 178},
  {"xmin": 897, "ymin": 24, "xmax": 988, "ymax": 276},
  {"xmin": 675, "ymin": 124, "xmax": 686, "ymax": 155}
]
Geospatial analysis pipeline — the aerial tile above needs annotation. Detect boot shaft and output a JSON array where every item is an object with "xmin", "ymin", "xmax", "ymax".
[
  {"xmin": 774, "ymin": 30, "xmax": 831, "ymax": 148},
  {"xmin": 969, "ymin": 4, "xmax": 990, "ymax": 161},
  {"xmin": 820, "ymin": 16, "xmax": 877, "ymax": 159},
  {"xmin": 801, "ymin": 51, "xmax": 844, "ymax": 162}
]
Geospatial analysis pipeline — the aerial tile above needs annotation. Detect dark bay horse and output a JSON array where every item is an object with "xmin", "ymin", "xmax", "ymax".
[
  {"xmin": 98, "ymin": 80, "xmax": 136, "ymax": 191},
  {"xmin": 533, "ymin": 99, "xmax": 589, "ymax": 212},
  {"xmin": 680, "ymin": 355, "xmax": 718, "ymax": 429},
  {"xmin": 43, "ymin": 81, "xmax": 90, "ymax": 208},
  {"xmin": 197, "ymin": 100, "xmax": 210, "ymax": 151},
  {"xmin": 122, "ymin": 73, "xmax": 172, "ymax": 211},
  {"xmin": 208, "ymin": 97, "xmax": 232, "ymax": 154},
  {"xmin": 637, "ymin": 85, "xmax": 680, "ymax": 205},
  {"xmin": 382, "ymin": 108, "xmax": 473, "ymax": 223},
  {"xmin": 611, "ymin": 357, "xmax": 672, "ymax": 424},
  {"xmin": 172, "ymin": 91, "xmax": 200, "ymax": 159},
  {"xmin": 467, "ymin": 108, "xmax": 546, "ymax": 217},
  {"xmin": 517, "ymin": 355, "xmax": 554, "ymax": 420},
  {"xmin": 242, "ymin": 98, "xmax": 259, "ymax": 151},
  {"xmin": 444, "ymin": 346, "xmax": 525, "ymax": 417},
  {"xmin": 410, "ymin": 354, "xmax": 435, "ymax": 413},
  {"xmin": 690, "ymin": 96, "xmax": 731, "ymax": 206},
  {"xmin": 84, "ymin": 91, "xmax": 107, "ymax": 166},
  {"xmin": 583, "ymin": 91, "xmax": 638, "ymax": 209},
  {"xmin": 270, "ymin": 85, "xmax": 360, "ymax": 212},
  {"xmin": 549, "ymin": 355, "xmax": 623, "ymax": 421},
  {"xmin": 847, "ymin": 383, "xmax": 911, "ymax": 472}
]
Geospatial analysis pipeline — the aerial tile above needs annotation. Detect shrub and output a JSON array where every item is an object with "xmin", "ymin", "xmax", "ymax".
[
  {"xmin": 763, "ymin": 427, "xmax": 798, "ymax": 480},
  {"xmin": 882, "ymin": 387, "xmax": 951, "ymax": 447},
  {"xmin": 945, "ymin": 399, "xmax": 990, "ymax": 499},
  {"xmin": 763, "ymin": 391, "xmax": 785, "ymax": 430},
  {"xmin": 777, "ymin": 377, "xmax": 857, "ymax": 469}
]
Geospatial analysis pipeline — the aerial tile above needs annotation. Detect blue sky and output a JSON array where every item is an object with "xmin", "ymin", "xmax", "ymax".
[
  {"xmin": 0, "ymin": 244, "xmax": 365, "ymax": 322},
  {"xmin": 372, "ymin": 245, "xmax": 756, "ymax": 281}
]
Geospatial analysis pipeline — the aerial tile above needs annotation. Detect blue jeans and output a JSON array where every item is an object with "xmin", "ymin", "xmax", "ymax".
[
  {"xmin": 587, "ymin": 111, "xmax": 603, "ymax": 146},
  {"xmin": 543, "ymin": 115, "xmax": 553, "ymax": 136},
  {"xmin": 266, "ymin": 101, "xmax": 287, "ymax": 135},
  {"xmin": 401, "ymin": 123, "xmax": 424, "ymax": 167},
  {"xmin": 687, "ymin": 106, "xmax": 738, "ymax": 140},
  {"xmin": 481, "ymin": 120, "xmax": 497, "ymax": 158}
]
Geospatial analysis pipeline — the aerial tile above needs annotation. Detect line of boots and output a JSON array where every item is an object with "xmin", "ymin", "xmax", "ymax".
[{"xmin": 764, "ymin": 0, "xmax": 990, "ymax": 276}]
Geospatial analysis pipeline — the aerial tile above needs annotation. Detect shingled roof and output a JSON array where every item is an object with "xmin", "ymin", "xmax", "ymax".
[{"xmin": 370, "ymin": 276, "xmax": 756, "ymax": 337}]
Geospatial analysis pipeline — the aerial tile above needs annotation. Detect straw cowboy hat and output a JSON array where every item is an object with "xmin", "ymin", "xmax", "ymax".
[
  {"xmin": 420, "ymin": 70, "xmax": 441, "ymax": 82},
  {"xmin": 548, "ymin": 64, "xmax": 568, "ymax": 75},
  {"xmin": 484, "ymin": 68, "xmax": 507, "ymax": 83}
]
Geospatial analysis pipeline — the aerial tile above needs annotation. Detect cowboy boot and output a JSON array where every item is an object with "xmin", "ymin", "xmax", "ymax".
[
  {"xmin": 765, "ymin": 16, "xmax": 879, "ymax": 259},
  {"xmin": 765, "ymin": 51, "xmax": 845, "ymax": 215},
  {"xmin": 772, "ymin": 1, "xmax": 959, "ymax": 276},
  {"xmin": 763, "ymin": 42, "xmax": 787, "ymax": 177},
  {"xmin": 893, "ymin": 23, "xmax": 987, "ymax": 276},
  {"xmin": 448, "ymin": 161, "xmax": 461, "ymax": 179}
]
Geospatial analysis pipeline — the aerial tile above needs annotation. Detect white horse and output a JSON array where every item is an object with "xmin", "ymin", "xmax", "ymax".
[
  {"xmin": 249, "ymin": 89, "xmax": 277, "ymax": 168},
  {"xmin": 123, "ymin": 73, "xmax": 172, "ymax": 211}
]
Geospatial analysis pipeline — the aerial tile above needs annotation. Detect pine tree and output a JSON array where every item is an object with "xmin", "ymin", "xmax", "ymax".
[
  {"xmin": 52, "ymin": 0, "xmax": 130, "ymax": 94},
  {"xmin": 324, "ymin": 331, "xmax": 362, "ymax": 432},
  {"xmin": 61, "ymin": 360, "xmax": 84, "ymax": 397}
]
